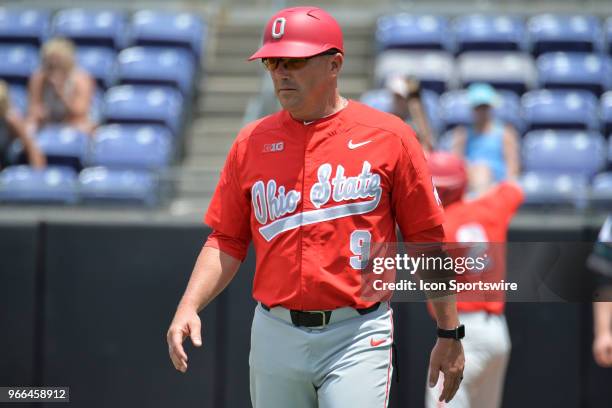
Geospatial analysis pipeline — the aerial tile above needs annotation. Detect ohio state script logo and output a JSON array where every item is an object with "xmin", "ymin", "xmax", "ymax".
[{"xmin": 252, "ymin": 161, "xmax": 382, "ymax": 241}]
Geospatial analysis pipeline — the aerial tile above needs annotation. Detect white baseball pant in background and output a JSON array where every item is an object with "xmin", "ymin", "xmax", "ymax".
[{"xmin": 426, "ymin": 311, "xmax": 511, "ymax": 408}]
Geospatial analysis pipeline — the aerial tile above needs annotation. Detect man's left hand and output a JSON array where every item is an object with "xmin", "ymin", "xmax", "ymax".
[{"xmin": 428, "ymin": 337, "xmax": 465, "ymax": 403}]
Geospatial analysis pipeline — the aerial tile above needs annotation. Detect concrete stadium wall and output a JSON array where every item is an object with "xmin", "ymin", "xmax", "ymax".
[{"xmin": 1, "ymin": 221, "xmax": 611, "ymax": 408}]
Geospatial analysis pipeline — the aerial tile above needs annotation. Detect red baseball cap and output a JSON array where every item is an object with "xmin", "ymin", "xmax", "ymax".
[
  {"xmin": 248, "ymin": 6, "xmax": 344, "ymax": 60},
  {"xmin": 427, "ymin": 151, "xmax": 468, "ymax": 206}
]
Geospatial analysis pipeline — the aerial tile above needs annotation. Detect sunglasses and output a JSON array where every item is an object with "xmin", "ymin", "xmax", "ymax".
[{"xmin": 262, "ymin": 49, "xmax": 340, "ymax": 71}]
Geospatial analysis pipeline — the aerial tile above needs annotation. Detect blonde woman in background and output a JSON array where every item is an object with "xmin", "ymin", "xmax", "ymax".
[
  {"xmin": 26, "ymin": 37, "xmax": 95, "ymax": 135},
  {"xmin": 0, "ymin": 80, "xmax": 46, "ymax": 169}
]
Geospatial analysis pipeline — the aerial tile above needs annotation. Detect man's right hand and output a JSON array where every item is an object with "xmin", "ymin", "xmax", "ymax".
[
  {"xmin": 167, "ymin": 307, "xmax": 202, "ymax": 373},
  {"xmin": 593, "ymin": 332, "xmax": 612, "ymax": 368}
]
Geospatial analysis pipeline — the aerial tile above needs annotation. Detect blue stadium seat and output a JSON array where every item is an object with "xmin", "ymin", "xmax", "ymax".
[
  {"xmin": 8, "ymin": 125, "xmax": 89, "ymax": 168},
  {"xmin": 359, "ymin": 88, "xmax": 442, "ymax": 136},
  {"xmin": 438, "ymin": 91, "xmax": 471, "ymax": 129},
  {"xmin": 528, "ymin": 14, "xmax": 604, "ymax": 56},
  {"xmin": 35, "ymin": 125, "xmax": 89, "ymax": 169},
  {"xmin": 129, "ymin": 10, "xmax": 206, "ymax": 59},
  {"xmin": 89, "ymin": 124, "xmax": 172, "ymax": 170},
  {"xmin": 78, "ymin": 166, "xmax": 159, "ymax": 206},
  {"xmin": 0, "ymin": 44, "xmax": 38, "ymax": 85},
  {"xmin": 75, "ymin": 46, "xmax": 117, "ymax": 89},
  {"xmin": 103, "ymin": 85, "xmax": 183, "ymax": 136},
  {"xmin": 522, "ymin": 130, "xmax": 606, "ymax": 177},
  {"xmin": 438, "ymin": 89, "xmax": 523, "ymax": 132},
  {"xmin": 359, "ymin": 89, "xmax": 393, "ymax": 112},
  {"xmin": 89, "ymin": 89, "xmax": 104, "ymax": 125},
  {"xmin": 375, "ymin": 14, "xmax": 453, "ymax": 52},
  {"xmin": 522, "ymin": 90, "xmax": 599, "ymax": 131},
  {"xmin": 0, "ymin": 165, "xmax": 78, "ymax": 204},
  {"xmin": 457, "ymin": 51, "xmax": 536, "ymax": 94},
  {"xmin": 453, "ymin": 14, "xmax": 527, "ymax": 53},
  {"xmin": 0, "ymin": 8, "xmax": 49, "ymax": 46},
  {"xmin": 117, "ymin": 46, "xmax": 196, "ymax": 96},
  {"xmin": 52, "ymin": 8, "xmax": 127, "ymax": 49},
  {"xmin": 537, "ymin": 52, "xmax": 610, "ymax": 95},
  {"xmin": 8, "ymin": 84, "xmax": 28, "ymax": 115},
  {"xmin": 520, "ymin": 171, "xmax": 588, "ymax": 208},
  {"xmin": 601, "ymin": 91, "xmax": 612, "ymax": 137},
  {"xmin": 374, "ymin": 50, "xmax": 455, "ymax": 94},
  {"xmin": 591, "ymin": 172, "xmax": 612, "ymax": 208}
]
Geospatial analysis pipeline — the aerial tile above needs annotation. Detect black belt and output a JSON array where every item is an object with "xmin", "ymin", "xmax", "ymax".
[{"xmin": 260, "ymin": 302, "xmax": 381, "ymax": 328}]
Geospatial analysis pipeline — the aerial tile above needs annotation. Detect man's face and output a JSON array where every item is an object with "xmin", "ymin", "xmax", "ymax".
[{"xmin": 265, "ymin": 52, "xmax": 343, "ymax": 114}]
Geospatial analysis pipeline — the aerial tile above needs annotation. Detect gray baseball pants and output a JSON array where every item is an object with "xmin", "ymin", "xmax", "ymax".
[{"xmin": 249, "ymin": 302, "xmax": 394, "ymax": 408}]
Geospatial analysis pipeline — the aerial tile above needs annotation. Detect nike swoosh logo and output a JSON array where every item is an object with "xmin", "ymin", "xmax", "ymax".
[
  {"xmin": 370, "ymin": 337, "xmax": 386, "ymax": 347},
  {"xmin": 348, "ymin": 139, "xmax": 372, "ymax": 149}
]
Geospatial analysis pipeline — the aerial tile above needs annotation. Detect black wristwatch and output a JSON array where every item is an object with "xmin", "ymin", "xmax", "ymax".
[{"xmin": 437, "ymin": 324, "xmax": 465, "ymax": 340}]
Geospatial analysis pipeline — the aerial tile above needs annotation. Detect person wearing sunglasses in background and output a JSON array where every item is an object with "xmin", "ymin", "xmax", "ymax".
[
  {"xmin": 167, "ymin": 7, "xmax": 464, "ymax": 408},
  {"xmin": 450, "ymin": 83, "xmax": 520, "ymax": 196}
]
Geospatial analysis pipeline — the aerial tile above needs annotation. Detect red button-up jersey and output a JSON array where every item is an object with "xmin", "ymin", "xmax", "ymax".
[
  {"xmin": 443, "ymin": 182, "xmax": 524, "ymax": 314},
  {"xmin": 204, "ymin": 100, "xmax": 444, "ymax": 310}
]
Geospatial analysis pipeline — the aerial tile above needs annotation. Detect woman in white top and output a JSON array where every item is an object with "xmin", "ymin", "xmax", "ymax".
[{"xmin": 26, "ymin": 37, "xmax": 96, "ymax": 135}]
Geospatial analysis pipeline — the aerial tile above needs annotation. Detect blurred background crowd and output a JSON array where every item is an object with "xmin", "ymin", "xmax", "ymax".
[{"xmin": 0, "ymin": 0, "xmax": 609, "ymax": 212}]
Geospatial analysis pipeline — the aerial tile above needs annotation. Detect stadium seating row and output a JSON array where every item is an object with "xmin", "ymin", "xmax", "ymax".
[
  {"xmin": 2, "ymin": 165, "xmax": 609, "ymax": 209},
  {"xmin": 0, "ymin": 8, "xmax": 205, "ymax": 57},
  {"xmin": 435, "ymin": 128, "xmax": 610, "ymax": 178},
  {"xmin": 0, "ymin": 44, "xmax": 197, "ymax": 95},
  {"xmin": 520, "ymin": 171, "xmax": 611, "ymax": 209},
  {"xmin": 8, "ymin": 124, "xmax": 173, "ymax": 171},
  {"xmin": 374, "ymin": 50, "xmax": 612, "ymax": 96},
  {"xmin": 376, "ymin": 13, "xmax": 612, "ymax": 56},
  {"xmin": 0, "ymin": 165, "xmax": 159, "ymax": 206},
  {"xmin": 361, "ymin": 89, "xmax": 612, "ymax": 208},
  {"xmin": 361, "ymin": 88, "xmax": 612, "ymax": 136},
  {"xmin": 5, "ymin": 84, "xmax": 185, "ymax": 140}
]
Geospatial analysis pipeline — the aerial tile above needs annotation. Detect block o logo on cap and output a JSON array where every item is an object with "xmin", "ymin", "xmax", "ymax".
[{"xmin": 272, "ymin": 17, "xmax": 286, "ymax": 39}]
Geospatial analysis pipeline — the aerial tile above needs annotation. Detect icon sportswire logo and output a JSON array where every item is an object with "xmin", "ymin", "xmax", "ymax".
[
  {"xmin": 348, "ymin": 139, "xmax": 372, "ymax": 149},
  {"xmin": 251, "ymin": 161, "xmax": 382, "ymax": 241}
]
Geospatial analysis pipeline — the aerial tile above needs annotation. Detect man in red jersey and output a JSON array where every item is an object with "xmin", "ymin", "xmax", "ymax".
[
  {"xmin": 425, "ymin": 151, "xmax": 523, "ymax": 408},
  {"xmin": 166, "ymin": 7, "xmax": 464, "ymax": 407}
]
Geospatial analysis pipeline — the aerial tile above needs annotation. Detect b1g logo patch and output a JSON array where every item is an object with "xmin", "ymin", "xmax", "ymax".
[{"xmin": 263, "ymin": 142, "xmax": 284, "ymax": 153}]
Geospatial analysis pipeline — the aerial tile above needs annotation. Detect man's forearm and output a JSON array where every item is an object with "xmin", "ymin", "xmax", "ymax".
[
  {"xmin": 430, "ymin": 298, "xmax": 460, "ymax": 330},
  {"xmin": 178, "ymin": 246, "xmax": 242, "ymax": 313},
  {"xmin": 594, "ymin": 301, "xmax": 612, "ymax": 337},
  {"xmin": 407, "ymin": 98, "xmax": 434, "ymax": 152}
]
